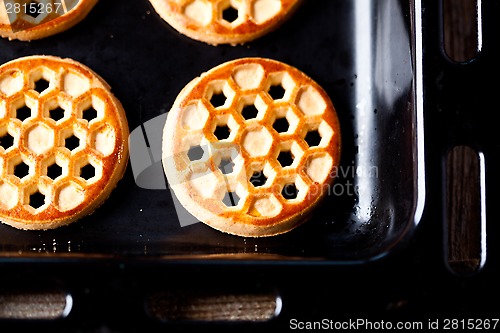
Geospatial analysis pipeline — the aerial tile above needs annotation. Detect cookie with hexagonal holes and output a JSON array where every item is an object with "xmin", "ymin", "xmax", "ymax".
[
  {"xmin": 0, "ymin": 55, "xmax": 129, "ymax": 230},
  {"xmin": 148, "ymin": 0, "xmax": 302, "ymax": 45},
  {"xmin": 163, "ymin": 57, "xmax": 341, "ymax": 237},
  {"xmin": 0, "ymin": 0, "xmax": 98, "ymax": 41}
]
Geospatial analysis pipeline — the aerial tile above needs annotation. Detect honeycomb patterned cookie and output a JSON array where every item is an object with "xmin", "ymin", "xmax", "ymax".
[
  {"xmin": 0, "ymin": 55, "xmax": 129, "ymax": 230},
  {"xmin": 148, "ymin": 0, "xmax": 302, "ymax": 45},
  {"xmin": 163, "ymin": 57, "xmax": 341, "ymax": 237},
  {"xmin": 0, "ymin": 0, "xmax": 98, "ymax": 41}
]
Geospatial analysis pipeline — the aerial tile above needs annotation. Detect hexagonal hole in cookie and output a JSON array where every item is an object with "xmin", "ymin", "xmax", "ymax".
[
  {"xmin": 271, "ymin": 106, "xmax": 300, "ymax": 135},
  {"xmin": 219, "ymin": 181, "xmax": 247, "ymax": 209},
  {"xmin": 237, "ymin": 94, "xmax": 268, "ymax": 121},
  {"xmin": 218, "ymin": 0, "xmax": 241, "ymax": 25},
  {"xmin": 34, "ymin": 78, "xmax": 50, "ymax": 94},
  {"xmin": 241, "ymin": 126, "xmax": 273, "ymax": 157},
  {"xmin": 183, "ymin": 0, "xmax": 213, "ymax": 26},
  {"xmin": 210, "ymin": 92, "xmax": 227, "ymax": 108},
  {"xmin": 82, "ymin": 105, "xmax": 98, "ymax": 122},
  {"xmin": 25, "ymin": 1, "xmax": 43, "ymax": 18},
  {"xmin": 42, "ymin": 155, "xmax": 68, "ymax": 181},
  {"xmin": 279, "ymin": 176, "xmax": 307, "ymax": 202},
  {"xmin": 65, "ymin": 134, "xmax": 80, "ymax": 151},
  {"xmin": 218, "ymin": 157, "xmax": 235, "ymax": 175},
  {"xmin": 247, "ymin": 162, "xmax": 275, "ymax": 188},
  {"xmin": 61, "ymin": 127, "xmax": 86, "ymax": 153},
  {"xmin": 16, "ymin": 105, "xmax": 32, "ymax": 122},
  {"xmin": 14, "ymin": 161, "xmax": 30, "ymax": 180},
  {"xmin": 75, "ymin": 158, "xmax": 102, "ymax": 184},
  {"xmin": 268, "ymin": 83, "xmax": 286, "ymax": 100},
  {"xmin": 21, "ymin": 4, "xmax": 50, "ymax": 24},
  {"xmin": 187, "ymin": 144, "xmax": 206, "ymax": 162},
  {"xmin": 205, "ymin": 80, "xmax": 235, "ymax": 109},
  {"xmin": 47, "ymin": 162, "xmax": 63, "ymax": 180},
  {"xmin": 42, "ymin": 97, "xmax": 71, "ymax": 124},
  {"xmin": 9, "ymin": 95, "xmax": 35, "ymax": 121},
  {"xmin": 222, "ymin": 6, "xmax": 238, "ymax": 23},
  {"xmin": 281, "ymin": 183, "xmax": 298, "ymax": 200},
  {"xmin": 211, "ymin": 113, "xmax": 239, "ymax": 141},
  {"xmin": 8, "ymin": 156, "xmax": 32, "ymax": 181},
  {"xmin": 277, "ymin": 150, "xmax": 293, "ymax": 168},
  {"xmin": 222, "ymin": 191, "xmax": 240, "ymax": 207},
  {"xmin": 211, "ymin": 144, "xmax": 241, "ymax": 177},
  {"xmin": 76, "ymin": 95, "xmax": 106, "ymax": 123},
  {"xmin": 180, "ymin": 136, "xmax": 211, "ymax": 172},
  {"xmin": 6, "ymin": 156, "xmax": 25, "ymax": 180},
  {"xmin": 29, "ymin": 190, "xmax": 46, "ymax": 210},
  {"xmin": 272, "ymin": 116, "xmax": 290, "ymax": 134},
  {"xmin": 214, "ymin": 123, "xmax": 231, "ymax": 141},
  {"xmin": 0, "ymin": 128, "xmax": 15, "ymax": 151},
  {"xmin": 249, "ymin": 170, "xmax": 267, "ymax": 188},
  {"xmin": 271, "ymin": 110, "xmax": 293, "ymax": 135},
  {"xmin": 251, "ymin": 0, "xmax": 282, "ymax": 24},
  {"xmin": 21, "ymin": 184, "xmax": 50, "ymax": 214},
  {"xmin": 265, "ymin": 71, "xmax": 296, "ymax": 102},
  {"xmin": 0, "ymin": 71, "xmax": 24, "ymax": 97},
  {"xmin": 23, "ymin": 185, "xmax": 49, "ymax": 212},
  {"xmin": 241, "ymin": 104, "xmax": 258, "ymax": 120},
  {"xmin": 29, "ymin": 67, "xmax": 55, "ymax": 95},
  {"xmin": 80, "ymin": 164, "xmax": 96, "ymax": 181},
  {"xmin": 304, "ymin": 128, "xmax": 321, "ymax": 147},
  {"xmin": 302, "ymin": 121, "xmax": 335, "ymax": 148},
  {"xmin": 49, "ymin": 106, "xmax": 66, "ymax": 122},
  {"xmin": 275, "ymin": 141, "xmax": 304, "ymax": 168}
]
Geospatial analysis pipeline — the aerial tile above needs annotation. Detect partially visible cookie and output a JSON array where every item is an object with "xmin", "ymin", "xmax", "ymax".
[
  {"xmin": 0, "ymin": 0, "xmax": 98, "ymax": 41},
  {"xmin": 0, "ymin": 55, "xmax": 129, "ymax": 230},
  {"xmin": 162, "ymin": 57, "xmax": 341, "ymax": 237},
  {"xmin": 149, "ymin": 0, "xmax": 302, "ymax": 46}
]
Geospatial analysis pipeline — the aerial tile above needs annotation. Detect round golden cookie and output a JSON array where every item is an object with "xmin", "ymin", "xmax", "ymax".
[
  {"xmin": 149, "ymin": 0, "xmax": 302, "ymax": 45},
  {"xmin": 162, "ymin": 57, "xmax": 341, "ymax": 237},
  {"xmin": 0, "ymin": 55, "xmax": 129, "ymax": 230},
  {"xmin": 0, "ymin": 0, "xmax": 98, "ymax": 41}
]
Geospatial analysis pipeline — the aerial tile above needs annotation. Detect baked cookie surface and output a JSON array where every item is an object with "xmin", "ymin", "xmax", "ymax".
[
  {"xmin": 0, "ymin": 0, "xmax": 98, "ymax": 41},
  {"xmin": 149, "ymin": 0, "xmax": 302, "ymax": 45},
  {"xmin": 162, "ymin": 57, "xmax": 341, "ymax": 237},
  {"xmin": 0, "ymin": 55, "xmax": 129, "ymax": 230}
]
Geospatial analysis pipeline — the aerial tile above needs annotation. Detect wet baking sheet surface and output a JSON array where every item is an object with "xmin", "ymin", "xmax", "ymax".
[{"xmin": 0, "ymin": 0, "xmax": 416, "ymax": 261}]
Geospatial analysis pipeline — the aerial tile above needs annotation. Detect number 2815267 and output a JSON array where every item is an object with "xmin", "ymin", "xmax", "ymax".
[{"xmin": 5, "ymin": 2, "xmax": 63, "ymax": 15}]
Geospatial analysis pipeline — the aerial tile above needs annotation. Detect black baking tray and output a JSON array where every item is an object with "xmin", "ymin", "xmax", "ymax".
[
  {"xmin": 0, "ymin": 0, "xmax": 421, "ymax": 261},
  {"xmin": 0, "ymin": 0, "xmax": 499, "ymax": 331}
]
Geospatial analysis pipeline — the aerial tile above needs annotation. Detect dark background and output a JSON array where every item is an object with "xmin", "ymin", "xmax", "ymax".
[{"xmin": 0, "ymin": 0, "xmax": 499, "ymax": 332}]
